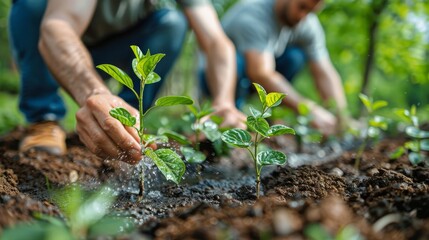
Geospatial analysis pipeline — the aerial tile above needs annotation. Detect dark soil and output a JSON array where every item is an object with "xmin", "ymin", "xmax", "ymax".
[{"xmin": 0, "ymin": 127, "xmax": 428, "ymax": 239}]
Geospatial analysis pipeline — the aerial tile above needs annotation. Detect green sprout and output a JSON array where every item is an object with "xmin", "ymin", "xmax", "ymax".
[
  {"xmin": 304, "ymin": 223, "xmax": 364, "ymax": 240},
  {"xmin": 355, "ymin": 93, "xmax": 388, "ymax": 169},
  {"xmin": 158, "ymin": 102, "xmax": 222, "ymax": 178},
  {"xmin": 390, "ymin": 105, "xmax": 429, "ymax": 165},
  {"xmin": 97, "ymin": 45, "xmax": 193, "ymax": 198},
  {"xmin": 221, "ymin": 83, "xmax": 295, "ymax": 198},
  {"xmin": 2, "ymin": 185, "xmax": 134, "ymax": 240},
  {"xmin": 294, "ymin": 102, "xmax": 322, "ymax": 153}
]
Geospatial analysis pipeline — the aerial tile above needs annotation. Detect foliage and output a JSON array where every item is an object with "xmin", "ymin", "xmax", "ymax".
[
  {"xmin": 97, "ymin": 45, "xmax": 194, "ymax": 193},
  {"xmin": 390, "ymin": 106, "xmax": 429, "ymax": 165},
  {"xmin": 293, "ymin": 103, "xmax": 322, "ymax": 152},
  {"xmin": 354, "ymin": 93, "xmax": 389, "ymax": 169},
  {"xmin": 318, "ymin": 0, "xmax": 429, "ymax": 116},
  {"xmin": 304, "ymin": 223, "xmax": 364, "ymax": 240},
  {"xmin": 221, "ymin": 83, "xmax": 295, "ymax": 198},
  {"xmin": 1, "ymin": 185, "xmax": 134, "ymax": 240}
]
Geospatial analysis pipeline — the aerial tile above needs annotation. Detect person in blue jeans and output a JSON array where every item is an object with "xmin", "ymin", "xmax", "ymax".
[
  {"xmin": 218, "ymin": 0, "xmax": 351, "ymax": 136},
  {"xmin": 9, "ymin": 0, "xmax": 245, "ymax": 164}
]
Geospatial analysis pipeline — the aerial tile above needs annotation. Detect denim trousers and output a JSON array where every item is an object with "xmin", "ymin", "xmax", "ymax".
[
  {"xmin": 9, "ymin": 0, "xmax": 187, "ymax": 123},
  {"xmin": 200, "ymin": 46, "xmax": 307, "ymax": 109}
]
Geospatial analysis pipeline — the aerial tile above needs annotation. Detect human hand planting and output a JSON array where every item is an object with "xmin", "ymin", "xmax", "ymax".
[{"xmin": 76, "ymin": 92, "xmax": 143, "ymax": 164}]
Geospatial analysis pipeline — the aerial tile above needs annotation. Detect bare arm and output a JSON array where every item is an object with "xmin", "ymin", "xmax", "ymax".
[
  {"xmin": 309, "ymin": 58, "xmax": 347, "ymax": 113},
  {"xmin": 39, "ymin": 0, "xmax": 141, "ymax": 163},
  {"xmin": 183, "ymin": 4, "xmax": 246, "ymax": 129},
  {"xmin": 39, "ymin": 0, "xmax": 108, "ymax": 106}
]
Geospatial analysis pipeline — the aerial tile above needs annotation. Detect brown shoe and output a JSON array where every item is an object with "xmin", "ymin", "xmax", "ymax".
[{"xmin": 20, "ymin": 121, "xmax": 66, "ymax": 155}]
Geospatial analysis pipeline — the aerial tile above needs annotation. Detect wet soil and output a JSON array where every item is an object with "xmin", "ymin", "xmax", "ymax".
[{"xmin": 0, "ymin": 127, "xmax": 428, "ymax": 239}]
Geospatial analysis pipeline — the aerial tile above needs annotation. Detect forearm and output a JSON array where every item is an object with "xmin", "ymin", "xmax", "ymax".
[
  {"xmin": 311, "ymin": 60, "xmax": 347, "ymax": 114},
  {"xmin": 39, "ymin": 20, "xmax": 110, "ymax": 107},
  {"xmin": 205, "ymin": 40, "xmax": 237, "ymax": 108}
]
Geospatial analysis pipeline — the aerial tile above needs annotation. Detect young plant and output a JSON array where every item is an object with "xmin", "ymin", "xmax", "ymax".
[
  {"xmin": 221, "ymin": 83, "xmax": 295, "ymax": 198},
  {"xmin": 390, "ymin": 105, "xmax": 429, "ymax": 165},
  {"xmin": 158, "ymin": 103, "xmax": 222, "ymax": 179},
  {"xmin": 2, "ymin": 184, "xmax": 134, "ymax": 240},
  {"xmin": 304, "ymin": 223, "xmax": 364, "ymax": 240},
  {"xmin": 294, "ymin": 102, "xmax": 322, "ymax": 153},
  {"xmin": 97, "ymin": 45, "xmax": 193, "ymax": 197},
  {"xmin": 355, "ymin": 93, "xmax": 389, "ymax": 169}
]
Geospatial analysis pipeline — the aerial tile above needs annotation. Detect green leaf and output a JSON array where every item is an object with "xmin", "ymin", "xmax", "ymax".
[
  {"xmin": 405, "ymin": 140, "xmax": 419, "ymax": 152},
  {"xmin": 304, "ymin": 223, "xmax": 332, "ymax": 240},
  {"xmin": 389, "ymin": 146, "xmax": 405, "ymax": 160},
  {"xmin": 96, "ymin": 64, "xmax": 134, "ymax": 91},
  {"xmin": 155, "ymin": 96, "xmax": 194, "ymax": 107},
  {"xmin": 372, "ymin": 100, "xmax": 388, "ymax": 111},
  {"xmin": 88, "ymin": 217, "xmax": 135, "ymax": 238},
  {"xmin": 247, "ymin": 116, "xmax": 269, "ymax": 137},
  {"xmin": 132, "ymin": 58, "xmax": 142, "ymax": 80},
  {"xmin": 405, "ymin": 126, "xmax": 429, "ymax": 139},
  {"xmin": 73, "ymin": 186, "xmax": 116, "ymax": 232},
  {"xmin": 265, "ymin": 92, "xmax": 286, "ymax": 108},
  {"xmin": 249, "ymin": 106, "xmax": 262, "ymax": 118},
  {"xmin": 201, "ymin": 121, "xmax": 222, "ymax": 142},
  {"xmin": 145, "ymin": 72, "xmax": 161, "ymax": 84},
  {"xmin": 297, "ymin": 102, "xmax": 311, "ymax": 116},
  {"xmin": 221, "ymin": 129, "xmax": 252, "ymax": 148},
  {"xmin": 256, "ymin": 150, "xmax": 287, "ymax": 170},
  {"xmin": 137, "ymin": 53, "xmax": 165, "ymax": 79},
  {"xmin": 130, "ymin": 45, "xmax": 144, "ymax": 61},
  {"xmin": 409, "ymin": 152, "xmax": 423, "ymax": 165},
  {"xmin": 369, "ymin": 116, "xmax": 388, "ymax": 130},
  {"xmin": 421, "ymin": 140, "xmax": 429, "ymax": 151},
  {"xmin": 188, "ymin": 105, "xmax": 199, "ymax": 117},
  {"xmin": 143, "ymin": 134, "xmax": 168, "ymax": 146},
  {"xmin": 367, "ymin": 126, "xmax": 381, "ymax": 138},
  {"xmin": 180, "ymin": 146, "xmax": 206, "ymax": 164},
  {"xmin": 109, "ymin": 107, "xmax": 136, "ymax": 127},
  {"xmin": 145, "ymin": 148, "xmax": 186, "ymax": 184},
  {"xmin": 158, "ymin": 128, "xmax": 191, "ymax": 145},
  {"xmin": 253, "ymin": 83, "xmax": 267, "ymax": 105},
  {"xmin": 268, "ymin": 124, "xmax": 295, "ymax": 136},
  {"xmin": 358, "ymin": 93, "xmax": 372, "ymax": 112}
]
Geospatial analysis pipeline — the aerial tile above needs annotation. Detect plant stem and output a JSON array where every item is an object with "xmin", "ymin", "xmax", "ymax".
[
  {"xmin": 254, "ymin": 134, "xmax": 260, "ymax": 198},
  {"xmin": 138, "ymin": 82, "xmax": 145, "ymax": 200},
  {"xmin": 355, "ymin": 135, "xmax": 368, "ymax": 170}
]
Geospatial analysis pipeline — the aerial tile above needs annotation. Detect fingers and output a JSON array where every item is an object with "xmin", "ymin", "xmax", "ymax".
[{"xmin": 77, "ymin": 95, "xmax": 142, "ymax": 164}]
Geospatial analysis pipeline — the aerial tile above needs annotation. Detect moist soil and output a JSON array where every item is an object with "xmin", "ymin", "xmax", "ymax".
[{"xmin": 0, "ymin": 127, "xmax": 428, "ymax": 239}]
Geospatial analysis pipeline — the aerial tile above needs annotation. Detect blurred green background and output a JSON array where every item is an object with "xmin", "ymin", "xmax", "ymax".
[{"xmin": 0, "ymin": 0, "xmax": 428, "ymax": 135}]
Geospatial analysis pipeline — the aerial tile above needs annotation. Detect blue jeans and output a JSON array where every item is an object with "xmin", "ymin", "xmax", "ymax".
[
  {"xmin": 9, "ymin": 0, "xmax": 187, "ymax": 123},
  {"xmin": 200, "ymin": 47, "xmax": 307, "ymax": 109}
]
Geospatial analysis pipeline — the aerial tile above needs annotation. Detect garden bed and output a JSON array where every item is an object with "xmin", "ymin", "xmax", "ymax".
[{"xmin": 0, "ymin": 127, "xmax": 428, "ymax": 239}]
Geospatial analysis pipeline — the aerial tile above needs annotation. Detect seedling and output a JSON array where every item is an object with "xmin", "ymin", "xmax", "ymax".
[
  {"xmin": 97, "ymin": 45, "xmax": 193, "ymax": 198},
  {"xmin": 159, "ymin": 102, "xmax": 222, "ymax": 178},
  {"xmin": 221, "ymin": 83, "xmax": 295, "ymax": 198},
  {"xmin": 2, "ymin": 184, "xmax": 134, "ymax": 239},
  {"xmin": 294, "ymin": 102, "xmax": 322, "ymax": 153},
  {"xmin": 355, "ymin": 93, "xmax": 388, "ymax": 169},
  {"xmin": 304, "ymin": 223, "xmax": 363, "ymax": 240},
  {"xmin": 390, "ymin": 106, "xmax": 429, "ymax": 165}
]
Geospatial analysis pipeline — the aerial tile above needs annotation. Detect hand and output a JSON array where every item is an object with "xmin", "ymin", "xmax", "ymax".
[
  {"xmin": 211, "ymin": 103, "xmax": 247, "ymax": 130},
  {"xmin": 309, "ymin": 104, "xmax": 338, "ymax": 136},
  {"xmin": 76, "ymin": 93, "xmax": 142, "ymax": 164}
]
